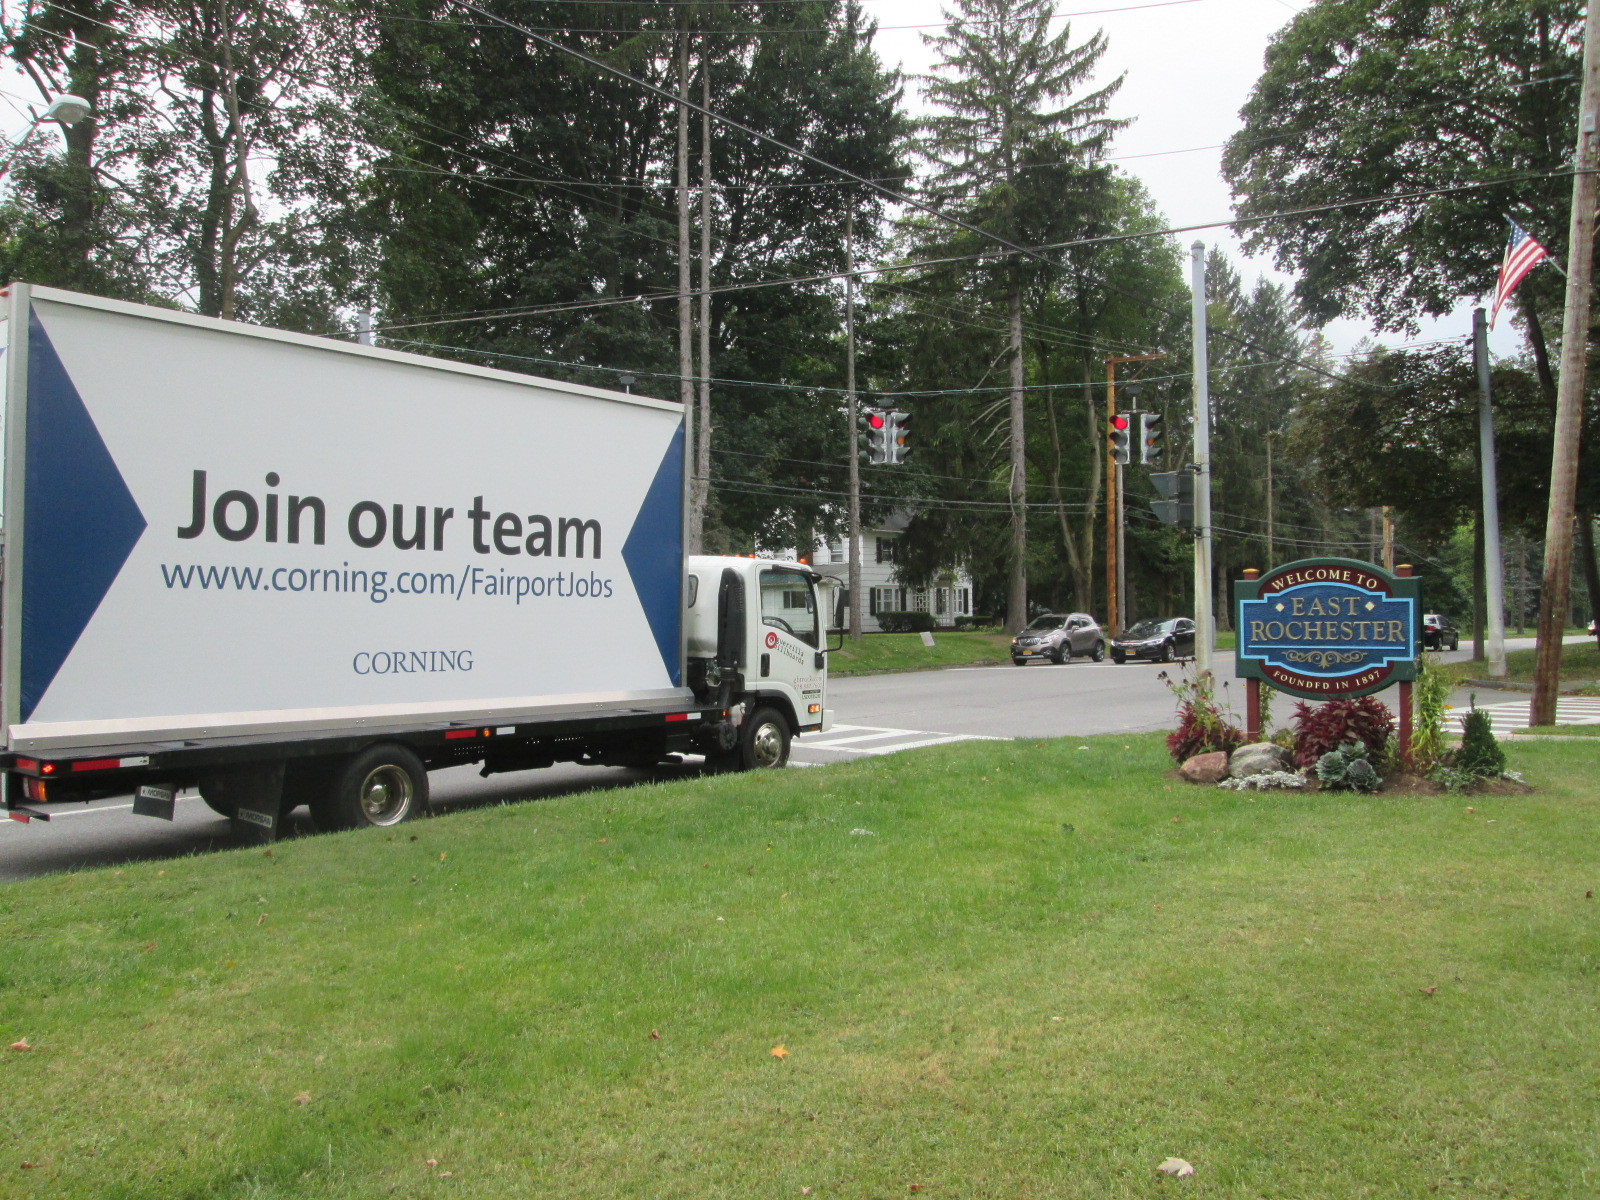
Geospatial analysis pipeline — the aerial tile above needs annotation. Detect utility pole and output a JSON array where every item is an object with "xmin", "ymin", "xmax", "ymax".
[
  {"xmin": 1533, "ymin": 0, "xmax": 1600, "ymax": 726},
  {"xmin": 1473, "ymin": 307, "xmax": 1508, "ymax": 677},
  {"xmin": 695, "ymin": 51, "xmax": 713, "ymax": 556},
  {"xmin": 845, "ymin": 206, "xmax": 862, "ymax": 640},
  {"xmin": 1382, "ymin": 506, "xmax": 1395, "ymax": 572},
  {"xmin": 1191, "ymin": 241, "xmax": 1213, "ymax": 677},
  {"xmin": 676, "ymin": 23, "xmax": 697, "ymax": 552}
]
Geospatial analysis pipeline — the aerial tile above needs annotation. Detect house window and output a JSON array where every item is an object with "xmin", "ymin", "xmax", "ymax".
[
  {"xmin": 958, "ymin": 587, "xmax": 971, "ymax": 615},
  {"xmin": 911, "ymin": 590, "xmax": 928, "ymax": 613},
  {"xmin": 829, "ymin": 541, "xmax": 845, "ymax": 563},
  {"xmin": 935, "ymin": 588, "xmax": 948, "ymax": 616},
  {"xmin": 875, "ymin": 536, "xmax": 897, "ymax": 564}
]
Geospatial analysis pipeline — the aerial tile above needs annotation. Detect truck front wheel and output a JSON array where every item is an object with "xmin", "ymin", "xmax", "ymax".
[
  {"xmin": 739, "ymin": 706, "xmax": 791, "ymax": 770},
  {"xmin": 312, "ymin": 744, "xmax": 429, "ymax": 831}
]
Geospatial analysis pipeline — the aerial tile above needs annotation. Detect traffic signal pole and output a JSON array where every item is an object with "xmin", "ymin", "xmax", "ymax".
[{"xmin": 1105, "ymin": 354, "xmax": 1165, "ymax": 634}]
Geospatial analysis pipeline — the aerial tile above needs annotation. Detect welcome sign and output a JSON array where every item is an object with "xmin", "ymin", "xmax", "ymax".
[{"xmin": 1233, "ymin": 558, "xmax": 1420, "ymax": 699}]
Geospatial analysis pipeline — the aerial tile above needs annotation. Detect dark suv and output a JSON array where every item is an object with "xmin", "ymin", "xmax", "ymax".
[
  {"xmin": 1422, "ymin": 613, "xmax": 1459, "ymax": 651},
  {"xmin": 1011, "ymin": 612, "xmax": 1105, "ymax": 665}
]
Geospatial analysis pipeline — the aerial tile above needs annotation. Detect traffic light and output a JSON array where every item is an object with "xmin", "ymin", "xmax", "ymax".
[
  {"xmin": 1109, "ymin": 413, "xmax": 1131, "ymax": 466},
  {"xmin": 1138, "ymin": 410, "xmax": 1165, "ymax": 466},
  {"xmin": 1150, "ymin": 469, "xmax": 1195, "ymax": 531},
  {"xmin": 886, "ymin": 409, "xmax": 912, "ymax": 464},
  {"xmin": 860, "ymin": 408, "xmax": 889, "ymax": 465}
]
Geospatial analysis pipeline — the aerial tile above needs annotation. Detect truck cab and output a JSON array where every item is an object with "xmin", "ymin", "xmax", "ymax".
[{"xmin": 685, "ymin": 556, "xmax": 838, "ymax": 768}]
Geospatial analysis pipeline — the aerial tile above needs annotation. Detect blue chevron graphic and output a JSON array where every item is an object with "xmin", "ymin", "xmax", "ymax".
[
  {"xmin": 20, "ymin": 310, "xmax": 148, "ymax": 721},
  {"xmin": 620, "ymin": 424, "xmax": 684, "ymax": 686}
]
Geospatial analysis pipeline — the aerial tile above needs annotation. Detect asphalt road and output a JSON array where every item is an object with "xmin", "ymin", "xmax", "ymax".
[{"xmin": 0, "ymin": 635, "xmax": 1566, "ymax": 883}]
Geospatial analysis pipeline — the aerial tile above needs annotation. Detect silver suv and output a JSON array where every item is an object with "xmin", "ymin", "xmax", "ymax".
[{"xmin": 1011, "ymin": 612, "xmax": 1106, "ymax": 665}]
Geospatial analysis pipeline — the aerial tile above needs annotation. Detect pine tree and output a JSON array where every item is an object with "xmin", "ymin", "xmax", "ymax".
[{"xmin": 917, "ymin": 0, "xmax": 1124, "ymax": 631}]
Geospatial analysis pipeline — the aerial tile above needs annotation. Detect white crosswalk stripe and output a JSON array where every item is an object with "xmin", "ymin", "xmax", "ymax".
[
  {"xmin": 796, "ymin": 722, "xmax": 1007, "ymax": 759},
  {"xmin": 1450, "ymin": 697, "xmax": 1600, "ymax": 734}
]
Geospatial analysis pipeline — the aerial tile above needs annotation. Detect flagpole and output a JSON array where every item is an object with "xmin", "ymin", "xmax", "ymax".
[{"xmin": 1473, "ymin": 307, "xmax": 1508, "ymax": 678}]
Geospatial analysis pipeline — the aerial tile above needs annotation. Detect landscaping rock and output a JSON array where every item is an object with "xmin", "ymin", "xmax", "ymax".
[
  {"xmin": 1179, "ymin": 751, "xmax": 1229, "ymax": 784},
  {"xmin": 1228, "ymin": 742, "xmax": 1293, "ymax": 779}
]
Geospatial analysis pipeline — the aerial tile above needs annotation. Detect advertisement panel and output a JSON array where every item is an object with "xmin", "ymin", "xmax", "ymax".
[{"xmin": 3, "ymin": 288, "xmax": 686, "ymax": 749}]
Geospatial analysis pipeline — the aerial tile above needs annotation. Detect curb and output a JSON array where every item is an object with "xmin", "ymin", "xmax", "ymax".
[{"xmin": 1459, "ymin": 678, "xmax": 1599, "ymax": 695}]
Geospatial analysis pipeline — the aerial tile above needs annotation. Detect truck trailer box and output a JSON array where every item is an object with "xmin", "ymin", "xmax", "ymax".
[{"xmin": 0, "ymin": 285, "xmax": 689, "ymax": 757}]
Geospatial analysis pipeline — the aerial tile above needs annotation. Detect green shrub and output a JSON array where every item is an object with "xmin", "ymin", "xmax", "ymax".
[
  {"xmin": 1162, "ymin": 669, "xmax": 1246, "ymax": 762},
  {"xmin": 1455, "ymin": 700, "xmax": 1507, "ymax": 780},
  {"xmin": 878, "ymin": 610, "xmax": 937, "ymax": 633},
  {"xmin": 954, "ymin": 615, "xmax": 998, "ymax": 630},
  {"xmin": 1408, "ymin": 655, "xmax": 1452, "ymax": 772},
  {"xmin": 1291, "ymin": 696, "xmax": 1396, "ymax": 768}
]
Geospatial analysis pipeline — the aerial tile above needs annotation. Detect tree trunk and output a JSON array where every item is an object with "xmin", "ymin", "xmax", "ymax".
[{"xmin": 1581, "ymin": 512, "xmax": 1600, "ymax": 650}]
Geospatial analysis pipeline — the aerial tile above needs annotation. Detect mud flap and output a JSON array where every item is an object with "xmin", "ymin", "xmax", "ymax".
[{"xmin": 205, "ymin": 763, "xmax": 286, "ymax": 843}]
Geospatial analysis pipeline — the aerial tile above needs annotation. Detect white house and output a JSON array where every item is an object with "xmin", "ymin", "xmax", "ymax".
[{"xmin": 798, "ymin": 512, "xmax": 977, "ymax": 631}]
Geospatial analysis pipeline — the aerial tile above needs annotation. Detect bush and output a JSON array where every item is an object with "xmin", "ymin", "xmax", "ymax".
[
  {"xmin": 877, "ymin": 610, "xmax": 937, "ymax": 633},
  {"xmin": 1162, "ymin": 669, "xmax": 1246, "ymax": 762},
  {"xmin": 1291, "ymin": 696, "xmax": 1396, "ymax": 768},
  {"xmin": 1454, "ymin": 700, "xmax": 1507, "ymax": 780},
  {"xmin": 1408, "ymin": 655, "xmax": 1453, "ymax": 772},
  {"xmin": 954, "ymin": 615, "xmax": 999, "ymax": 630}
]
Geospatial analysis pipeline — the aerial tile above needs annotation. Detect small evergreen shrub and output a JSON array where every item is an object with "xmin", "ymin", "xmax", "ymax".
[
  {"xmin": 877, "ymin": 611, "xmax": 937, "ymax": 633},
  {"xmin": 1161, "ymin": 669, "xmax": 1246, "ymax": 762},
  {"xmin": 1314, "ymin": 743, "xmax": 1383, "ymax": 792},
  {"xmin": 1454, "ymin": 700, "xmax": 1506, "ymax": 781},
  {"xmin": 1291, "ymin": 696, "xmax": 1396, "ymax": 768}
]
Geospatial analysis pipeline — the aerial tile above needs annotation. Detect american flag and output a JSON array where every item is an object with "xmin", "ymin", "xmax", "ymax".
[{"xmin": 1489, "ymin": 220, "xmax": 1550, "ymax": 328}]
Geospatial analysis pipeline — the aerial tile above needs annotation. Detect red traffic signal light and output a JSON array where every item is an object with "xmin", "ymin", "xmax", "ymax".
[
  {"xmin": 1109, "ymin": 413, "xmax": 1132, "ymax": 464},
  {"xmin": 1109, "ymin": 414, "xmax": 1130, "ymax": 432},
  {"xmin": 867, "ymin": 412, "xmax": 885, "ymax": 429}
]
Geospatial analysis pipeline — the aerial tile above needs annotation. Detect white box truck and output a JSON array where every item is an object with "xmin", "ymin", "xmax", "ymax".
[{"xmin": 0, "ymin": 285, "xmax": 837, "ymax": 840}]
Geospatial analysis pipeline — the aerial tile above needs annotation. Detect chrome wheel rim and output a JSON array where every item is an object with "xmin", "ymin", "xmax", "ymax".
[
  {"xmin": 750, "ymin": 721, "xmax": 785, "ymax": 768},
  {"xmin": 359, "ymin": 764, "xmax": 413, "ymax": 825}
]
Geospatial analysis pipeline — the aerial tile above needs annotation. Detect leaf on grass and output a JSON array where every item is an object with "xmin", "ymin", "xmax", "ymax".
[
  {"xmin": 801, "ymin": 1189, "xmax": 812, "ymax": 1196},
  {"xmin": 9, "ymin": 1038, "xmax": 31, "ymax": 1051},
  {"xmin": 1156, "ymin": 1157, "xmax": 1195, "ymax": 1177},
  {"xmin": 1421, "ymin": 986, "xmax": 1438, "ymax": 996},
  {"xmin": 141, "ymin": 942, "xmax": 157, "ymax": 952},
  {"xmin": 771, "ymin": 1045, "xmax": 789, "ymax": 1059},
  {"xmin": 256, "ymin": 913, "xmax": 267, "ymax": 926},
  {"xmin": 425, "ymin": 1158, "xmax": 437, "ymax": 1167},
  {"xmin": 292, "ymin": 1091, "xmax": 312, "ymax": 1106},
  {"xmin": 649, "ymin": 1030, "xmax": 661, "ymax": 1040},
  {"xmin": 439, "ymin": 852, "xmax": 448, "ymax": 862}
]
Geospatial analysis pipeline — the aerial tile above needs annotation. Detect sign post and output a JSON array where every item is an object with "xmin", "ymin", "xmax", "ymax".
[{"xmin": 1233, "ymin": 557, "xmax": 1421, "ymax": 757}]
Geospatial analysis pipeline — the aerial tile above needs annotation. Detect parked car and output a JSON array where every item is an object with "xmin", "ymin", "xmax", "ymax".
[
  {"xmin": 1011, "ymin": 612, "xmax": 1105, "ymax": 665},
  {"xmin": 1111, "ymin": 617, "xmax": 1196, "ymax": 664},
  {"xmin": 1422, "ymin": 613, "xmax": 1459, "ymax": 651}
]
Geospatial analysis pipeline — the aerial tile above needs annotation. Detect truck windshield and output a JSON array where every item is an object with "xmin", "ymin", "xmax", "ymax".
[{"xmin": 760, "ymin": 569, "xmax": 817, "ymax": 648}]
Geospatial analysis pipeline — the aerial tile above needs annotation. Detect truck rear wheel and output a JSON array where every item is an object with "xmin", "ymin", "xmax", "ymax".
[
  {"xmin": 739, "ymin": 706, "xmax": 791, "ymax": 770},
  {"xmin": 311, "ymin": 744, "xmax": 429, "ymax": 831}
]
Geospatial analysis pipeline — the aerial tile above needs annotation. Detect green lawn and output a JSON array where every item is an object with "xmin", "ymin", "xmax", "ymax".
[
  {"xmin": 828, "ymin": 629, "xmax": 1014, "ymax": 673},
  {"xmin": 3, "ymin": 735, "xmax": 1598, "ymax": 1199},
  {"xmin": 1519, "ymin": 724, "xmax": 1600, "ymax": 737},
  {"xmin": 1437, "ymin": 639, "xmax": 1600, "ymax": 686}
]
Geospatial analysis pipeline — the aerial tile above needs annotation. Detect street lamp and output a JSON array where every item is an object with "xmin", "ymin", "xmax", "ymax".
[{"xmin": 0, "ymin": 94, "xmax": 93, "ymax": 178}]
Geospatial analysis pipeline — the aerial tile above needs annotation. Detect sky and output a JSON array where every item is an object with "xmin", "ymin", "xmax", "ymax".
[{"xmin": 864, "ymin": 0, "xmax": 1528, "ymax": 361}]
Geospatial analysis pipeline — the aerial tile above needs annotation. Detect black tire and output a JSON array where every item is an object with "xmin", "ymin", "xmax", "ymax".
[
  {"xmin": 1112, "ymin": 652, "xmax": 1125, "ymax": 664},
  {"xmin": 738, "ymin": 706, "xmax": 791, "ymax": 770},
  {"xmin": 1160, "ymin": 641, "xmax": 1175, "ymax": 663},
  {"xmin": 196, "ymin": 786, "xmax": 236, "ymax": 819},
  {"xmin": 1051, "ymin": 645, "xmax": 1068, "ymax": 665},
  {"xmin": 311, "ymin": 743, "xmax": 429, "ymax": 831},
  {"xmin": 1092, "ymin": 641, "xmax": 1106, "ymax": 662},
  {"xmin": 1449, "ymin": 635, "xmax": 1459, "ymax": 651},
  {"xmin": 1012, "ymin": 657, "xmax": 1027, "ymax": 666}
]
